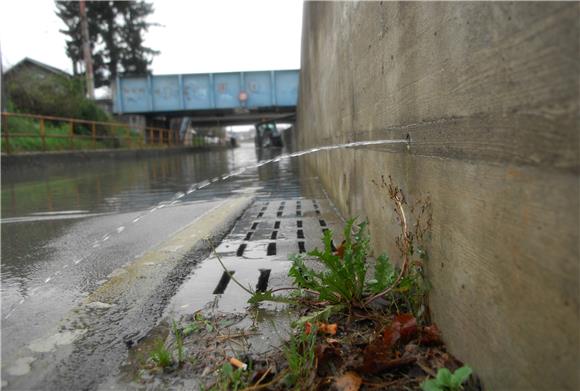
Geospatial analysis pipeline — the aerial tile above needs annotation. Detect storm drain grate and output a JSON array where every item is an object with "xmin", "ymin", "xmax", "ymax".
[
  {"xmin": 267, "ymin": 243, "xmax": 277, "ymax": 256},
  {"xmin": 256, "ymin": 269, "xmax": 271, "ymax": 292},
  {"xmin": 237, "ymin": 244, "xmax": 247, "ymax": 256},
  {"xmin": 208, "ymin": 198, "xmax": 340, "ymax": 296},
  {"xmin": 213, "ymin": 270, "xmax": 235, "ymax": 294}
]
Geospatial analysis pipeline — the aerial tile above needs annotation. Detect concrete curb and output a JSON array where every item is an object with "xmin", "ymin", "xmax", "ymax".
[{"xmin": 86, "ymin": 195, "xmax": 253, "ymax": 304}]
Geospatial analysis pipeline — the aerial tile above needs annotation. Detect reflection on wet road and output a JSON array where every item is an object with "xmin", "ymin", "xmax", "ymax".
[{"xmin": 1, "ymin": 143, "xmax": 320, "ymax": 364}]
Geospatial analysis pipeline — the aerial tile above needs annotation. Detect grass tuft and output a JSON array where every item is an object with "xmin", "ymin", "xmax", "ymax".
[
  {"xmin": 283, "ymin": 324, "xmax": 317, "ymax": 388},
  {"xmin": 149, "ymin": 339, "xmax": 173, "ymax": 369}
]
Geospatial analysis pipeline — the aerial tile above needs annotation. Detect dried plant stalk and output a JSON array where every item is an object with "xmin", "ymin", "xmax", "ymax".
[{"xmin": 365, "ymin": 176, "xmax": 431, "ymax": 305}]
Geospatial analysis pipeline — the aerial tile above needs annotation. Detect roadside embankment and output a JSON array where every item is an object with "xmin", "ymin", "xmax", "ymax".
[
  {"xmin": 1, "ymin": 145, "xmax": 233, "ymax": 170},
  {"xmin": 295, "ymin": 2, "xmax": 579, "ymax": 389}
]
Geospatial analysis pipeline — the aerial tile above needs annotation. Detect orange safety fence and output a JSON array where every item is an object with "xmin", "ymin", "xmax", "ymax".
[{"xmin": 0, "ymin": 112, "xmax": 206, "ymax": 153}]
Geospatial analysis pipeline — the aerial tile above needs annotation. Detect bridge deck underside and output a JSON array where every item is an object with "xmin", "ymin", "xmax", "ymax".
[{"xmin": 145, "ymin": 107, "xmax": 295, "ymax": 126}]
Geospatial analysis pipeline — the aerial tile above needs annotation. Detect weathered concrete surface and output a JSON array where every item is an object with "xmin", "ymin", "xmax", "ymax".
[{"xmin": 296, "ymin": 2, "xmax": 579, "ymax": 390}]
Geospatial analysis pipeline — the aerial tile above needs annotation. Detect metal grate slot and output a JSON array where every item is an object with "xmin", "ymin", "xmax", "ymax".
[
  {"xmin": 255, "ymin": 269, "xmax": 272, "ymax": 292},
  {"xmin": 271, "ymin": 231, "xmax": 278, "ymax": 240},
  {"xmin": 274, "ymin": 221, "xmax": 281, "ymax": 229},
  {"xmin": 319, "ymin": 219, "xmax": 327, "ymax": 227},
  {"xmin": 315, "ymin": 210, "xmax": 321, "ymax": 215},
  {"xmin": 237, "ymin": 244, "xmax": 247, "ymax": 256},
  {"xmin": 213, "ymin": 270, "xmax": 235, "ymax": 294},
  {"xmin": 298, "ymin": 241, "xmax": 306, "ymax": 253},
  {"xmin": 280, "ymin": 201, "xmax": 286, "ymax": 206},
  {"xmin": 257, "ymin": 212, "xmax": 264, "ymax": 218},
  {"xmin": 296, "ymin": 210, "xmax": 302, "ymax": 216},
  {"xmin": 297, "ymin": 230, "xmax": 305, "ymax": 239},
  {"xmin": 251, "ymin": 222, "xmax": 259, "ymax": 230},
  {"xmin": 297, "ymin": 220, "xmax": 303, "ymax": 228},
  {"xmin": 267, "ymin": 243, "xmax": 277, "ymax": 256},
  {"xmin": 278, "ymin": 206, "xmax": 284, "ymax": 211},
  {"xmin": 261, "ymin": 206, "xmax": 268, "ymax": 212},
  {"xmin": 244, "ymin": 232, "xmax": 253, "ymax": 241},
  {"xmin": 276, "ymin": 211, "xmax": 283, "ymax": 217}
]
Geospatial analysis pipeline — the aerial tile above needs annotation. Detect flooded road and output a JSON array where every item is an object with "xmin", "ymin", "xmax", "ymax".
[
  {"xmin": 1, "ymin": 142, "xmax": 321, "ymax": 368},
  {"xmin": 0, "ymin": 138, "xmax": 407, "ymax": 389}
]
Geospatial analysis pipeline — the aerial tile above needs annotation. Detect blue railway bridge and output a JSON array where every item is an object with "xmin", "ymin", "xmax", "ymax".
[{"xmin": 113, "ymin": 70, "xmax": 299, "ymax": 126}]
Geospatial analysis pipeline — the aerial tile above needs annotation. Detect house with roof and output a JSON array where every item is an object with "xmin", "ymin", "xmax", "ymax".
[
  {"xmin": 2, "ymin": 58, "xmax": 73, "ymax": 112},
  {"xmin": 3, "ymin": 57, "xmax": 71, "ymax": 85},
  {"xmin": 2, "ymin": 57, "xmax": 80, "ymax": 116}
]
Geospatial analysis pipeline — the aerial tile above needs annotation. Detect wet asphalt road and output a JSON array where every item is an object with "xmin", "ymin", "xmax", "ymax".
[
  {"xmin": 1, "ymin": 142, "xmax": 323, "ymax": 388},
  {"xmin": 2, "ymin": 145, "xmax": 253, "ymax": 361}
]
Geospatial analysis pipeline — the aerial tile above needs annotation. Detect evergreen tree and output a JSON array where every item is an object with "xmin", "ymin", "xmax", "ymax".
[
  {"xmin": 120, "ymin": 1, "xmax": 159, "ymax": 76},
  {"xmin": 55, "ymin": 1, "xmax": 158, "ymax": 88}
]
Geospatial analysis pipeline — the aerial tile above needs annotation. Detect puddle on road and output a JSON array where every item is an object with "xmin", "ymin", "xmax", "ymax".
[{"xmin": 28, "ymin": 329, "xmax": 88, "ymax": 353}]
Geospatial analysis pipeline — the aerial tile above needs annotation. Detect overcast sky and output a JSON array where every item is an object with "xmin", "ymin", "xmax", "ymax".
[{"xmin": 0, "ymin": 0, "xmax": 303, "ymax": 75}]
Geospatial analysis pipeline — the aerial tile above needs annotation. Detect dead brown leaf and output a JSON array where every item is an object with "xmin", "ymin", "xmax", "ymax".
[
  {"xmin": 361, "ymin": 337, "xmax": 392, "ymax": 374},
  {"xmin": 334, "ymin": 371, "xmax": 362, "ymax": 391},
  {"xmin": 381, "ymin": 313, "xmax": 418, "ymax": 348},
  {"xmin": 420, "ymin": 324, "xmax": 442, "ymax": 345},
  {"xmin": 319, "ymin": 322, "xmax": 338, "ymax": 335}
]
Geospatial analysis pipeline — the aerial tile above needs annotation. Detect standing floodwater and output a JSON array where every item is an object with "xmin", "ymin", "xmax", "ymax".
[
  {"xmin": 1, "ymin": 138, "xmax": 406, "ymax": 388},
  {"xmin": 1, "ymin": 142, "xmax": 319, "ymax": 363}
]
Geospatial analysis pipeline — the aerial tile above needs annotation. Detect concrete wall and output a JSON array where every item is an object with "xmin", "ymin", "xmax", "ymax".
[{"xmin": 296, "ymin": 2, "xmax": 579, "ymax": 389}]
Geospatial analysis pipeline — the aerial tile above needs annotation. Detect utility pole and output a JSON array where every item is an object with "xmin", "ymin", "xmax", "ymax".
[
  {"xmin": 0, "ymin": 43, "xmax": 5, "ymax": 113},
  {"xmin": 79, "ymin": 0, "xmax": 94, "ymax": 99}
]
